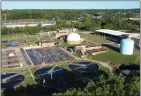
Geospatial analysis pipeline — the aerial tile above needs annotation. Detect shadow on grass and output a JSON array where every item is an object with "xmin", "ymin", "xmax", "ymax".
[
  {"xmin": 102, "ymin": 44, "xmax": 120, "ymax": 53},
  {"xmin": 89, "ymin": 33, "xmax": 94, "ymax": 35}
]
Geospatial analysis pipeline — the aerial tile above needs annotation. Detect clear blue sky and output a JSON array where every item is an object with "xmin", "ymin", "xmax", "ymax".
[{"xmin": 2, "ymin": 1, "xmax": 140, "ymax": 9}]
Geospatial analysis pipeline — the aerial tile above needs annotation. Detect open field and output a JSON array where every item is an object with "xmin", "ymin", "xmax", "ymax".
[
  {"xmin": 2, "ymin": 34, "xmax": 49, "ymax": 41},
  {"xmin": 2, "ymin": 34, "xmax": 53, "ymax": 48},
  {"xmin": 79, "ymin": 33, "xmax": 112, "ymax": 44},
  {"xmin": 91, "ymin": 48, "xmax": 139, "ymax": 65}
]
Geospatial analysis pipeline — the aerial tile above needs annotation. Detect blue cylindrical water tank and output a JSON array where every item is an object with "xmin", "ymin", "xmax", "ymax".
[{"xmin": 120, "ymin": 39, "xmax": 134, "ymax": 55}]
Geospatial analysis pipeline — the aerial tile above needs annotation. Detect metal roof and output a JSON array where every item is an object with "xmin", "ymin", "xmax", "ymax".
[
  {"xmin": 96, "ymin": 29, "xmax": 128, "ymax": 36},
  {"xmin": 2, "ymin": 21, "xmax": 56, "ymax": 26},
  {"xmin": 132, "ymin": 35, "xmax": 140, "ymax": 39},
  {"xmin": 96, "ymin": 29, "xmax": 140, "ymax": 38}
]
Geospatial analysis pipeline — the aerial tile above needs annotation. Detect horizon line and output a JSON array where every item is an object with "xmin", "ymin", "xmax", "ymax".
[{"xmin": 2, "ymin": 8, "xmax": 140, "ymax": 10}]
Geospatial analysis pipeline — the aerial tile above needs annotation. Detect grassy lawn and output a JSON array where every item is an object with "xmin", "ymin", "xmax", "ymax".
[
  {"xmin": 2, "ymin": 34, "xmax": 49, "ymax": 41},
  {"xmin": 79, "ymin": 33, "xmax": 112, "ymax": 44},
  {"xmin": 2, "ymin": 34, "xmax": 53, "ymax": 48},
  {"xmin": 91, "ymin": 48, "xmax": 139, "ymax": 65},
  {"xmin": 2, "ymin": 33, "xmax": 24, "ymax": 40},
  {"xmin": 1, "ymin": 43, "xmax": 6, "ymax": 48}
]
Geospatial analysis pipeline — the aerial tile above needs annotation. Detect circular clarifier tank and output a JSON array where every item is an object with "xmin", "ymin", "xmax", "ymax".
[
  {"xmin": 34, "ymin": 66, "xmax": 75, "ymax": 92},
  {"xmin": 1, "ymin": 73, "xmax": 24, "ymax": 90},
  {"xmin": 34, "ymin": 66, "xmax": 68, "ymax": 80},
  {"xmin": 69, "ymin": 61, "xmax": 99, "ymax": 73},
  {"xmin": 120, "ymin": 39, "xmax": 134, "ymax": 55}
]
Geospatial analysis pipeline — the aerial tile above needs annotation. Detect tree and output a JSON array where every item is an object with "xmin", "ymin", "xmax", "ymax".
[{"xmin": 54, "ymin": 73, "xmax": 139, "ymax": 96}]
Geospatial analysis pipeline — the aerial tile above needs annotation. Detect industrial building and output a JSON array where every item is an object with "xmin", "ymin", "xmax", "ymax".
[
  {"xmin": 57, "ymin": 28, "xmax": 74, "ymax": 33},
  {"xmin": 131, "ymin": 36, "xmax": 140, "ymax": 49},
  {"xmin": 95, "ymin": 29, "xmax": 140, "ymax": 43},
  {"xmin": 38, "ymin": 30, "xmax": 57, "ymax": 36},
  {"xmin": 2, "ymin": 48, "xmax": 26, "ymax": 69},
  {"xmin": 73, "ymin": 43, "xmax": 107, "ymax": 57},
  {"xmin": 38, "ymin": 40, "xmax": 55, "ymax": 47},
  {"xmin": 2, "ymin": 21, "xmax": 56, "ymax": 28},
  {"xmin": 55, "ymin": 28, "xmax": 73, "ymax": 38}
]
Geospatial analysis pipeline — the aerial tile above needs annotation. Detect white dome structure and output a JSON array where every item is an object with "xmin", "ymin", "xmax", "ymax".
[{"xmin": 67, "ymin": 33, "xmax": 82, "ymax": 44}]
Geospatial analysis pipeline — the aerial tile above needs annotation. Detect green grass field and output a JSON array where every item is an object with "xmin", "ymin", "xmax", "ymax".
[
  {"xmin": 2, "ymin": 34, "xmax": 49, "ymax": 41},
  {"xmin": 79, "ymin": 33, "xmax": 112, "ymax": 44},
  {"xmin": 2, "ymin": 34, "xmax": 53, "ymax": 48},
  {"xmin": 91, "ymin": 48, "xmax": 139, "ymax": 65}
]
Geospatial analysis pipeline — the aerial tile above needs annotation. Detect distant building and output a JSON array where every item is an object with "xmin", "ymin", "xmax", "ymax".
[
  {"xmin": 2, "ymin": 21, "xmax": 56, "ymax": 28},
  {"xmin": 95, "ymin": 29, "xmax": 140, "ymax": 43},
  {"xmin": 38, "ymin": 30, "xmax": 57, "ymax": 36},
  {"xmin": 74, "ymin": 43, "xmax": 107, "ymax": 57},
  {"xmin": 131, "ymin": 36, "xmax": 140, "ymax": 49},
  {"xmin": 55, "ymin": 28, "xmax": 73, "ymax": 38},
  {"xmin": 57, "ymin": 28, "xmax": 74, "ymax": 33},
  {"xmin": 129, "ymin": 18, "xmax": 140, "ymax": 21},
  {"xmin": 2, "ymin": 8, "xmax": 13, "ymax": 11},
  {"xmin": 38, "ymin": 40, "xmax": 55, "ymax": 47}
]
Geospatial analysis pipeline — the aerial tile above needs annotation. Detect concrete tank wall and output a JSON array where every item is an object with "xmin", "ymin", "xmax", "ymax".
[{"xmin": 120, "ymin": 39, "xmax": 134, "ymax": 55}]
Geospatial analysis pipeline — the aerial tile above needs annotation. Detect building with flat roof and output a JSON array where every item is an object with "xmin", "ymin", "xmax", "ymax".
[
  {"xmin": 131, "ymin": 36, "xmax": 140, "ymax": 49},
  {"xmin": 2, "ymin": 21, "xmax": 56, "ymax": 28},
  {"xmin": 95, "ymin": 29, "xmax": 140, "ymax": 43},
  {"xmin": 96, "ymin": 29, "xmax": 140, "ymax": 37},
  {"xmin": 38, "ymin": 40, "xmax": 55, "ymax": 47},
  {"xmin": 96, "ymin": 29, "xmax": 128, "ymax": 36}
]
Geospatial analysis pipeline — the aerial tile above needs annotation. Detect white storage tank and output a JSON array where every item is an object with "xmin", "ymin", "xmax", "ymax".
[
  {"xmin": 67, "ymin": 33, "xmax": 82, "ymax": 45},
  {"xmin": 120, "ymin": 39, "xmax": 134, "ymax": 55}
]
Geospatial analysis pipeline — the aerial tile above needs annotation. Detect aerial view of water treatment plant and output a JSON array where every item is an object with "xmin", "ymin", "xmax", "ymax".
[{"xmin": 1, "ymin": 1, "xmax": 140, "ymax": 96}]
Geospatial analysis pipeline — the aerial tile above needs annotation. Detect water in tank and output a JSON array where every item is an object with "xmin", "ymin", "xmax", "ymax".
[{"xmin": 120, "ymin": 39, "xmax": 134, "ymax": 55}]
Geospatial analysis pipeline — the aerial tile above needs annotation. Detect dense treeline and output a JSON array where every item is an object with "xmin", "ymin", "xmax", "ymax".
[
  {"xmin": 1, "ymin": 18, "xmax": 140, "ymax": 35},
  {"xmin": 1, "ymin": 10, "xmax": 86, "ymax": 20},
  {"xmin": 54, "ymin": 72, "xmax": 140, "ymax": 96},
  {"xmin": 1, "ymin": 9, "xmax": 140, "ymax": 35},
  {"xmin": 1, "ymin": 9, "xmax": 139, "ymax": 20}
]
